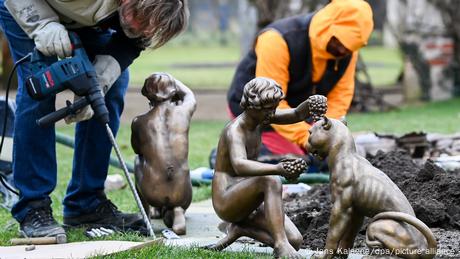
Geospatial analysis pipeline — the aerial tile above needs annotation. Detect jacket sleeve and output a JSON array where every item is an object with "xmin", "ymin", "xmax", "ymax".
[
  {"xmin": 254, "ymin": 30, "xmax": 313, "ymax": 148},
  {"xmin": 5, "ymin": 0, "xmax": 59, "ymax": 40},
  {"xmin": 325, "ymin": 52, "xmax": 358, "ymax": 119}
]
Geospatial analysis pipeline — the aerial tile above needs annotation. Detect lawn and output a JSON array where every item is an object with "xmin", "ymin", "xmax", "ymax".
[
  {"xmin": 347, "ymin": 98, "xmax": 460, "ymax": 134},
  {"xmin": 129, "ymin": 44, "xmax": 239, "ymax": 89},
  {"xmin": 129, "ymin": 43, "xmax": 403, "ymax": 89}
]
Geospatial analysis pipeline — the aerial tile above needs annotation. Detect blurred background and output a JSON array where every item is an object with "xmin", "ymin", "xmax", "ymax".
[{"xmin": 129, "ymin": 0, "xmax": 457, "ymax": 106}]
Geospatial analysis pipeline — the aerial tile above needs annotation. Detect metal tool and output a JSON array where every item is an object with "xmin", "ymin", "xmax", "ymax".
[{"xmin": 105, "ymin": 123, "xmax": 155, "ymax": 237}]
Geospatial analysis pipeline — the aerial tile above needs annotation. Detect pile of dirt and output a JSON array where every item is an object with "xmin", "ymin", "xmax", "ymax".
[
  {"xmin": 284, "ymin": 150, "xmax": 460, "ymax": 256},
  {"xmin": 370, "ymin": 150, "xmax": 460, "ymax": 229}
]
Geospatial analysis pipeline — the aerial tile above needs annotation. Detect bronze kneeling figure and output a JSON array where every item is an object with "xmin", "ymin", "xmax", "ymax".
[
  {"xmin": 210, "ymin": 77, "xmax": 327, "ymax": 258},
  {"xmin": 131, "ymin": 73, "xmax": 196, "ymax": 235},
  {"xmin": 307, "ymin": 117, "xmax": 437, "ymax": 259}
]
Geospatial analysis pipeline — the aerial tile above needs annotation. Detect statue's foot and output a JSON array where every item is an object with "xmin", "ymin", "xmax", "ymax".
[
  {"xmin": 217, "ymin": 221, "xmax": 230, "ymax": 233},
  {"xmin": 203, "ymin": 222, "xmax": 242, "ymax": 251},
  {"xmin": 310, "ymin": 253, "xmax": 327, "ymax": 259},
  {"xmin": 162, "ymin": 209, "xmax": 174, "ymax": 228},
  {"xmin": 172, "ymin": 207, "xmax": 186, "ymax": 235},
  {"xmin": 202, "ymin": 243, "xmax": 223, "ymax": 251},
  {"xmin": 223, "ymin": 222, "xmax": 242, "ymax": 240},
  {"xmin": 274, "ymin": 244, "xmax": 302, "ymax": 259},
  {"xmin": 150, "ymin": 207, "xmax": 162, "ymax": 219}
]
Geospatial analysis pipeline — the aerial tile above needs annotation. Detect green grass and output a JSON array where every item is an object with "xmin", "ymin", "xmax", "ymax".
[
  {"xmin": 359, "ymin": 46, "xmax": 403, "ymax": 87},
  {"xmin": 347, "ymin": 98, "xmax": 460, "ymax": 134},
  {"xmin": 98, "ymin": 243, "xmax": 271, "ymax": 259},
  {"xmin": 129, "ymin": 44, "xmax": 402, "ymax": 90},
  {"xmin": 130, "ymin": 44, "xmax": 239, "ymax": 89}
]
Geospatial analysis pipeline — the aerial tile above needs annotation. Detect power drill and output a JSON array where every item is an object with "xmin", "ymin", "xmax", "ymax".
[{"xmin": 25, "ymin": 32, "xmax": 109, "ymax": 126}]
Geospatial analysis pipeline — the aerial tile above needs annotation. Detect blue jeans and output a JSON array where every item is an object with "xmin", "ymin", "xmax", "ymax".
[{"xmin": 0, "ymin": 2, "xmax": 129, "ymax": 221}]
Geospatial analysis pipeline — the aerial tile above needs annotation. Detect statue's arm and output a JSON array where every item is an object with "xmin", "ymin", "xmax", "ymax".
[
  {"xmin": 271, "ymin": 95, "xmax": 327, "ymax": 125},
  {"xmin": 131, "ymin": 117, "xmax": 142, "ymax": 155},
  {"xmin": 270, "ymin": 99, "xmax": 311, "ymax": 124},
  {"xmin": 175, "ymin": 80, "xmax": 197, "ymax": 114},
  {"xmin": 227, "ymin": 130, "xmax": 283, "ymax": 177}
]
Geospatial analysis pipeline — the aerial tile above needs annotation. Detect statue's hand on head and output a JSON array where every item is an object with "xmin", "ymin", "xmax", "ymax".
[
  {"xmin": 307, "ymin": 95, "xmax": 328, "ymax": 122},
  {"xmin": 280, "ymin": 158, "xmax": 308, "ymax": 181}
]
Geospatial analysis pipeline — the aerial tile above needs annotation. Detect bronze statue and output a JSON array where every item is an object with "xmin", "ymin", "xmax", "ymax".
[
  {"xmin": 209, "ymin": 77, "xmax": 327, "ymax": 258},
  {"xmin": 307, "ymin": 117, "xmax": 437, "ymax": 259},
  {"xmin": 131, "ymin": 73, "xmax": 196, "ymax": 235}
]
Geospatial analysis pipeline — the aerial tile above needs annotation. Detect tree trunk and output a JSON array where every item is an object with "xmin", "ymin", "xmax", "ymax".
[
  {"xmin": 427, "ymin": 0, "xmax": 460, "ymax": 96},
  {"xmin": 248, "ymin": 0, "xmax": 328, "ymax": 31}
]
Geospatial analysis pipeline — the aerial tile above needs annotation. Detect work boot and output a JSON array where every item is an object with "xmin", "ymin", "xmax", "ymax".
[
  {"xmin": 20, "ymin": 199, "xmax": 66, "ymax": 238},
  {"xmin": 63, "ymin": 198, "xmax": 146, "ymax": 234}
]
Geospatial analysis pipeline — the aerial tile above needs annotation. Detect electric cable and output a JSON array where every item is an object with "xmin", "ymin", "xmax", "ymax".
[
  {"xmin": 0, "ymin": 53, "xmax": 31, "ymax": 196},
  {"xmin": 0, "ymin": 173, "xmax": 18, "ymax": 195}
]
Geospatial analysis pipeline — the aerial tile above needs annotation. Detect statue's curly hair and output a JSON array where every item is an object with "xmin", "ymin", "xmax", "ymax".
[{"xmin": 240, "ymin": 77, "xmax": 284, "ymax": 110}]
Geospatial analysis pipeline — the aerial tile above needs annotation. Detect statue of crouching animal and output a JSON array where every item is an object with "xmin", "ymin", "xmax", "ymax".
[{"xmin": 307, "ymin": 117, "xmax": 437, "ymax": 259}]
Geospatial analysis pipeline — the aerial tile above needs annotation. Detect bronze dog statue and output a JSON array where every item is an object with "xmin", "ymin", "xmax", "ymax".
[
  {"xmin": 307, "ymin": 117, "xmax": 437, "ymax": 259},
  {"xmin": 131, "ymin": 73, "xmax": 196, "ymax": 235}
]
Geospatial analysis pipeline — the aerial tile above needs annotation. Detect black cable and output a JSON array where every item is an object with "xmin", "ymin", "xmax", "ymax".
[
  {"xmin": 0, "ymin": 53, "xmax": 31, "ymax": 197},
  {"xmin": 0, "ymin": 173, "xmax": 18, "ymax": 195}
]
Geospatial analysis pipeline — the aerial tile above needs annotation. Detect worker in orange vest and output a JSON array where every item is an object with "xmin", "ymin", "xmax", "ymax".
[{"xmin": 227, "ymin": 0, "xmax": 374, "ymax": 156}]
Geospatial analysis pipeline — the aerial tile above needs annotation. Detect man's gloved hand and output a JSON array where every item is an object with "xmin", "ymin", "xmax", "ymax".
[
  {"xmin": 34, "ymin": 22, "xmax": 72, "ymax": 58},
  {"xmin": 65, "ymin": 55, "xmax": 121, "ymax": 124},
  {"xmin": 93, "ymin": 55, "xmax": 122, "ymax": 95}
]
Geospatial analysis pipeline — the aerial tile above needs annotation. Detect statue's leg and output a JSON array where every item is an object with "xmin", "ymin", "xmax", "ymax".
[
  {"xmin": 172, "ymin": 207, "xmax": 186, "ymax": 235},
  {"xmin": 336, "ymin": 214, "xmax": 364, "ymax": 258},
  {"xmin": 163, "ymin": 208, "xmax": 174, "ymax": 228},
  {"xmin": 209, "ymin": 215, "xmax": 287, "ymax": 251},
  {"xmin": 233, "ymin": 205, "xmax": 303, "ymax": 250},
  {"xmin": 211, "ymin": 176, "xmax": 301, "ymax": 257},
  {"xmin": 134, "ymin": 156, "xmax": 151, "ymax": 219},
  {"xmin": 150, "ymin": 207, "xmax": 162, "ymax": 219},
  {"xmin": 366, "ymin": 220, "xmax": 423, "ymax": 259},
  {"xmin": 205, "ymin": 222, "xmax": 243, "ymax": 250},
  {"xmin": 284, "ymin": 214, "xmax": 303, "ymax": 250}
]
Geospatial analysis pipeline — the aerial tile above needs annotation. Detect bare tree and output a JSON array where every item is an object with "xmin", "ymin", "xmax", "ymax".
[
  {"xmin": 427, "ymin": 0, "xmax": 460, "ymax": 96},
  {"xmin": 248, "ymin": 0, "xmax": 328, "ymax": 30}
]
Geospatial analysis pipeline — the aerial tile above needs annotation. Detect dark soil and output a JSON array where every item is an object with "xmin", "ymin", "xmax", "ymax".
[{"xmin": 284, "ymin": 150, "xmax": 460, "ymax": 258}]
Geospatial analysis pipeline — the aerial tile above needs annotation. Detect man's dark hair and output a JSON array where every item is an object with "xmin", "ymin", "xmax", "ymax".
[{"xmin": 120, "ymin": 0, "xmax": 189, "ymax": 48}]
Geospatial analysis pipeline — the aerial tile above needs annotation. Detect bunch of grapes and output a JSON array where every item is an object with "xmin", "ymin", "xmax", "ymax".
[
  {"xmin": 281, "ymin": 158, "xmax": 308, "ymax": 182},
  {"xmin": 307, "ymin": 95, "xmax": 328, "ymax": 122}
]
